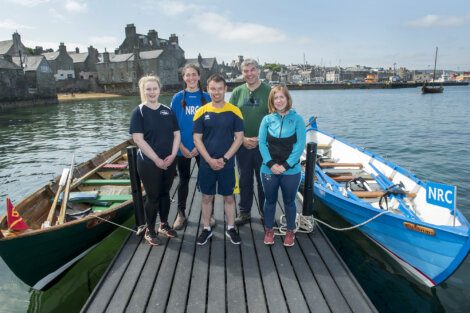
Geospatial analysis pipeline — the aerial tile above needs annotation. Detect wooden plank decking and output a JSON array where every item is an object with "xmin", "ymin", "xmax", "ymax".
[{"xmin": 81, "ymin": 167, "xmax": 377, "ymax": 313}]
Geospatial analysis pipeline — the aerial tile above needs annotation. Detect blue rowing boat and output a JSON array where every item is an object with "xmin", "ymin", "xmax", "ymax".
[{"xmin": 305, "ymin": 117, "xmax": 470, "ymax": 287}]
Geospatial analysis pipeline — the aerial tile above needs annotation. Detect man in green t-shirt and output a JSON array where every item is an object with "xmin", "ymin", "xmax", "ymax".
[{"xmin": 229, "ymin": 59, "xmax": 270, "ymax": 225}]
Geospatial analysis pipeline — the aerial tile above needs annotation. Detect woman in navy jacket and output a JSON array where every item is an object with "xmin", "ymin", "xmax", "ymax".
[{"xmin": 258, "ymin": 85, "xmax": 306, "ymax": 247}]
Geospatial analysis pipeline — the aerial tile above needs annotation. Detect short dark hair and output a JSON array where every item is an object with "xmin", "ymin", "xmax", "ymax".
[{"xmin": 207, "ymin": 74, "xmax": 226, "ymax": 86}]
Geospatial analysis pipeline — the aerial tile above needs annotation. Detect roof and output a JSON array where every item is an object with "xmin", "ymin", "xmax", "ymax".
[
  {"xmin": 0, "ymin": 40, "xmax": 13, "ymax": 55},
  {"xmin": 12, "ymin": 55, "xmax": 45, "ymax": 71},
  {"xmin": 185, "ymin": 57, "xmax": 217, "ymax": 69},
  {"xmin": 139, "ymin": 50, "xmax": 164, "ymax": 59},
  {"xmin": 99, "ymin": 50, "xmax": 164, "ymax": 63},
  {"xmin": 42, "ymin": 51, "xmax": 60, "ymax": 60},
  {"xmin": 68, "ymin": 52, "xmax": 88, "ymax": 63},
  {"xmin": 0, "ymin": 58, "xmax": 21, "ymax": 70}
]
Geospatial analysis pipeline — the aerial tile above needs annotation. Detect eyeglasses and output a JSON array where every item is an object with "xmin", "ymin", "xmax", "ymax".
[{"xmin": 249, "ymin": 91, "xmax": 255, "ymax": 104}]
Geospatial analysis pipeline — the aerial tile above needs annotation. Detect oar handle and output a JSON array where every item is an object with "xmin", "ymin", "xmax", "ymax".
[
  {"xmin": 42, "ymin": 168, "xmax": 70, "ymax": 228},
  {"xmin": 57, "ymin": 155, "xmax": 75, "ymax": 225}
]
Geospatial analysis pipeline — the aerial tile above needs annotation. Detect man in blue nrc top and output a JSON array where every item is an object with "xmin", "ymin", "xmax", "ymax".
[{"xmin": 193, "ymin": 74, "xmax": 244, "ymax": 246}]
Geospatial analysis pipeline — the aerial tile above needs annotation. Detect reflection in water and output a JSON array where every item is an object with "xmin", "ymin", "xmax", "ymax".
[{"xmin": 27, "ymin": 218, "xmax": 133, "ymax": 313}]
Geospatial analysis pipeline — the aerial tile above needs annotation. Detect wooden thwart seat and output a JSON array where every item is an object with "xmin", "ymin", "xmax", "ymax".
[
  {"xmin": 320, "ymin": 162, "xmax": 363, "ymax": 168},
  {"xmin": 82, "ymin": 179, "xmax": 131, "ymax": 186},
  {"xmin": 317, "ymin": 143, "xmax": 332, "ymax": 150}
]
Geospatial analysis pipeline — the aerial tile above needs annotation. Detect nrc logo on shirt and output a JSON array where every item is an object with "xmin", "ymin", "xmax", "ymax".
[
  {"xmin": 204, "ymin": 114, "xmax": 211, "ymax": 120},
  {"xmin": 160, "ymin": 110, "xmax": 170, "ymax": 115},
  {"xmin": 185, "ymin": 105, "xmax": 199, "ymax": 115}
]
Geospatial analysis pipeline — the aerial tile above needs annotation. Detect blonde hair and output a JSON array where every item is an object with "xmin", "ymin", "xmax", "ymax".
[
  {"xmin": 138, "ymin": 75, "xmax": 161, "ymax": 103},
  {"xmin": 268, "ymin": 85, "xmax": 293, "ymax": 113}
]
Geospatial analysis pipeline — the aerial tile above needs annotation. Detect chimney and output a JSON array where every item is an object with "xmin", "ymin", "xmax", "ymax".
[
  {"xmin": 125, "ymin": 23, "xmax": 136, "ymax": 38},
  {"xmin": 103, "ymin": 49, "xmax": 110, "ymax": 63},
  {"xmin": 75, "ymin": 47, "xmax": 80, "ymax": 53},
  {"xmin": 148, "ymin": 29, "xmax": 158, "ymax": 48},
  {"xmin": 59, "ymin": 42, "xmax": 67, "ymax": 54},
  {"xmin": 238, "ymin": 55, "xmax": 244, "ymax": 63},
  {"xmin": 169, "ymin": 33, "xmax": 178, "ymax": 45},
  {"xmin": 198, "ymin": 53, "xmax": 203, "ymax": 65},
  {"xmin": 34, "ymin": 46, "xmax": 44, "ymax": 55},
  {"xmin": 88, "ymin": 45, "xmax": 96, "ymax": 56},
  {"xmin": 12, "ymin": 32, "xmax": 21, "ymax": 45}
]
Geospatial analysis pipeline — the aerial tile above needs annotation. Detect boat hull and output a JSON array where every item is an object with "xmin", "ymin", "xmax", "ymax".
[
  {"xmin": 314, "ymin": 184, "xmax": 469, "ymax": 286},
  {"xmin": 0, "ymin": 201, "xmax": 133, "ymax": 286},
  {"xmin": 0, "ymin": 202, "xmax": 133, "ymax": 287},
  {"xmin": 307, "ymin": 126, "xmax": 470, "ymax": 286}
]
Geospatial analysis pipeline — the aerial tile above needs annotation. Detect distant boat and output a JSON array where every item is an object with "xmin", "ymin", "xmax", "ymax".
[{"xmin": 422, "ymin": 47, "xmax": 444, "ymax": 94}]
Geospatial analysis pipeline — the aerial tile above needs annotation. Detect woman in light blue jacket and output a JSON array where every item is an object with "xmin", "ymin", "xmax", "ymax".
[{"xmin": 258, "ymin": 85, "xmax": 306, "ymax": 247}]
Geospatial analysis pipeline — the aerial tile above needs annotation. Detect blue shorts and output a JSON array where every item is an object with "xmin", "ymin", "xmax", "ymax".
[{"xmin": 198, "ymin": 166, "xmax": 235, "ymax": 196}]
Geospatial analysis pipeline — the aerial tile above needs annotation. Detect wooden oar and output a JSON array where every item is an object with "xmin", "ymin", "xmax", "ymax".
[
  {"xmin": 57, "ymin": 155, "xmax": 75, "ymax": 225},
  {"xmin": 42, "ymin": 168, "xmax": 70, "ymax": 228},
  {"xmin": 70, "ymin": 151, "xmax": 122, "ymax": 189}
]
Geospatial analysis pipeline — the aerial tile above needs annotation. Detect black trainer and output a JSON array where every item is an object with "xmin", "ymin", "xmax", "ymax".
[
  {"xmin": 225, "ymin": 228, "xmax": 241, "ymax": 245},
  {"xmin": 197, "ymin": 229, "xmax": 213, "ymax": 245}
]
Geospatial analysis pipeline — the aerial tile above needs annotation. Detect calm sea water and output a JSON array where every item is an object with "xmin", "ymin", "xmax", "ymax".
[{"xmin": 0, "ymin": 87, "xmax": 469, "ymax": 312}]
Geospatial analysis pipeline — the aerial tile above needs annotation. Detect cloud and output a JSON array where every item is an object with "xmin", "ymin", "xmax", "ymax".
[
  {"xmin": 89, "ymin": 36, "xmax": 118, "ymax": 50},
  {"xmin": 157, "ymin": 0, "xmax": 196, "ymax": 16},
  {"xmin": 0, "ymin": 19, "xmax": 34, "ymax": 30},
  {"xmin": 407, "ymin": 14, "xmax": 470, "ymax": 28},
  {"xmin": 6, "ymin": 0, "xmax": 50, "ymax": 6},
  {"xmin": 65, "ymin": 0, "xmax": 87, "ymax": 13},
  {"xmin": 48, "ymin": 8, "xmax": 66, "ymax": 21},
  {"xmin": 195, "ymin": 12, "xmax": 286, "ymax": 44}
]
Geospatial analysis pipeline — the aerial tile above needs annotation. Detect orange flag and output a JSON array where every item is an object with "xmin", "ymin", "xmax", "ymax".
[{"xmin": 6, "ymin": 197, "xmax": 29, "ymax": 231}]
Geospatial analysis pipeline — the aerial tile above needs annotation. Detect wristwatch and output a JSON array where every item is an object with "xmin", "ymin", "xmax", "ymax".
[{"xmin": 223, "ymin": 156, "xmax": 228, "ymax": 163}]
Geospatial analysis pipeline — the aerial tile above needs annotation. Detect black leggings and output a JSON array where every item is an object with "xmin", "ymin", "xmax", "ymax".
[
  {"xmin": 176, "ymin": 155, "xmax": 199, "ymax": 215},
  {"xmin": 137, "ymin": 157, "xmax": 176, "ymax": 236}
]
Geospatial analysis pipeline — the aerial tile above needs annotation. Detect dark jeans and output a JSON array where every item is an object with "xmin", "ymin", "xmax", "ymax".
[
  {"xmin": 236, "ymin": 146, "xmax": 265, "ymax": 214},
  {"xmin": 137, "ymin": 158, "xmax": 176, "ymax": 237},
  {"xmin": 261, "ymin": 172, "xmax": 301, "ymax": 230},
  {"xmin": 176, "ymin": 155, "xmax": 199, "ymax": 215}
]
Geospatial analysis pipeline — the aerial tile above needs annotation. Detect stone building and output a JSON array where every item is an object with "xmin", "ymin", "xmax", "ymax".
[
  {"xmin": 0, "ymin": 32, "xmax": 29, "ymax": 58},
  {"xmin": 96, "ymin": 48, "xmax": 181, "ymax": 92},
  {"xmin": 69, "ymin": 46, "xmax": 100, "ymax": 80},
  {"xmin": 116, "ymin": 24, "xmax": 184, "ymax": 66},
  {"xmin": 42, "ymin": 43, "xmax": 75, "ymax": 80},
  {"xmin": 0, "ymin": 55, "xmax": 28, "ymax": 100},
  {"xmin": 96, "ymin": 24, "xmax": 188, "ymax": 92},
  {"xmin": 12, "ymin": 55, "xmax": 55, "ymax": 97},
  {"xmin": 184, "ymin": 53, "xmax": 219, "ymax": 86}
]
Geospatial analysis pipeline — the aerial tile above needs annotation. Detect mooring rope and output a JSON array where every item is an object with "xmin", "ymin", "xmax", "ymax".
[{"xmin": 274, "ymin": 210, "xmax": 390, "ymax": 235}]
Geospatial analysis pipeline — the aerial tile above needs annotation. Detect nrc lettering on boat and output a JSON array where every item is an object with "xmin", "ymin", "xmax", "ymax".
[
  {"xmin": 403, "ymin": 222, "xmax": 436, "ymax": 236},
  {"xmin": 426, "ymin": 181, "xmax": 456, "ymax": 210}
]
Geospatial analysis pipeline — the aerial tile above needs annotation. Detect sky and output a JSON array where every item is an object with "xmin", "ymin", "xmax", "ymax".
[{"xmin": 1, "ymin": 0, "xmax": 470, "ymax": 70}]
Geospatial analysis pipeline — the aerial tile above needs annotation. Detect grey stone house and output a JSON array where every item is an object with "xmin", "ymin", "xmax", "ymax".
[
  {"xmin": 69, "ymin": 46, "xmax": 100, "ymax": 80},
  {"xmin": 0, "ymin": 32, "xmax": 29, "ymax": 58},
  {"xmin": 0, "ymin": 55, "xmax": 28, "ymax": 100},
  {"xmin": 96, "ymin": 48, "xmax": 180, "ymax": 92},
  {"xmin": 116, "ymin": 24, "xmax": 184, "ymax": 65},
  {"xmin": 12, "ymin": 55, "xmax": 55, "ymax": 97},
  {"xmin": 42, "ymin": 43, "xmax": 75, "ymax": 80}
]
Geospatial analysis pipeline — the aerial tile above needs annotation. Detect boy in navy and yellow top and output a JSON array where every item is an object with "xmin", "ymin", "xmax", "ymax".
[{"xmin": 193, "ymin": 74, "xmax": 244, "ymax": 246}]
